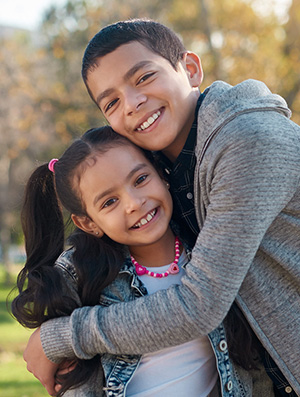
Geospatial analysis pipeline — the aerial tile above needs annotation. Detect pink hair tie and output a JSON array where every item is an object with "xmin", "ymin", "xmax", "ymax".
[{"xmin": 48, "ymin": 158, "xmax": 58, "ymax": 173}]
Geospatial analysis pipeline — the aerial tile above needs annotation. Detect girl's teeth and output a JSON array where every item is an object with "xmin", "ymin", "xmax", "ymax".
[
  {"xmin": 146, "ymin": 214, "xmax": 152, "ymax": 221},
  {"xmin": 134, "ymin": 210, "xmax": 156, "ymax": 228}
]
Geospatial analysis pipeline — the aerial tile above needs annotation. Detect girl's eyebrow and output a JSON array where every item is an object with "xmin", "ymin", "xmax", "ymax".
[
  {"xmin": 92, "ymin": 163, "xmax": 148, "ymax": 207},
  {"xmin": 96, "ymin": 61, "xmax": 153, "ymax": 106}
]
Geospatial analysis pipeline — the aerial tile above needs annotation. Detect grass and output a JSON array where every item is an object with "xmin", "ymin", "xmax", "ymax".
[{"xmin": 0, "ymin": 266, "xmax": 48, "ymax": 396}]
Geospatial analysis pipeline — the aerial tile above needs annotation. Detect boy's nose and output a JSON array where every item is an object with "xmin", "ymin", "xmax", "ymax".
[{"xmin": 124, "ymin": 91, "xmax": 147, "ymax": 115}]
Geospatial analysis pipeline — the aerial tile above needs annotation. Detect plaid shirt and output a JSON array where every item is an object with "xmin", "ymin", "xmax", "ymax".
[
  {"xmin": 154, "ymin": 91, "xmax": 296, "ymax": 396},
  {"xmin": 262, "ymin": 352, "xmax": 297, "ymax": 396},
  {"xmin": 154, "ymin": 94, "xmax": 204, "ymax": 247}
]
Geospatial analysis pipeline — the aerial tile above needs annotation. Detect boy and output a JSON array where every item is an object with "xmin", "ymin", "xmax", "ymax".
[{"xmin": 24, "ymin": 19, "xmax": 300, "ymax": 396}]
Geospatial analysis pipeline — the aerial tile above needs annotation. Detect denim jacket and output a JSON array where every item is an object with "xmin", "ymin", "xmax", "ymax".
[{"xmin": 55, "ymin": 247, "xmax": 253, "ymax": 397}]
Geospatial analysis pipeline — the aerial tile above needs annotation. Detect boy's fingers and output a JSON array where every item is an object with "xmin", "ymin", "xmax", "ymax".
[{"xmin": 54, "ymin": 383, "xmax": 62, "ymax": 393}]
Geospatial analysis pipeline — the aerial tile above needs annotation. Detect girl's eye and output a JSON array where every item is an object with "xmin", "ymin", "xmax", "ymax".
[
  {"xmin": 137, "ymin": 72, "xmax": 155, "ymax": 85},
  {"xmin": 105, "ymin": 99, "xmax": 118, "ymax": 113},
  {"xmin": 102, "ymin": 198, "xmax": 117, "ymax": 208},
  {"xmin": 135, "ymin": 174, "xmax": 148, "ymax": 186}
]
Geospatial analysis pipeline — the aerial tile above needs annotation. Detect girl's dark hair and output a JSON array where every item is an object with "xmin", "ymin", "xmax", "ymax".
[
  {"xmin": 81, "ymin": 18, "xmax": 186, "ymax": 104},
  {"xmin": 224, "ymin": 302, "xmax": 263, "ymax": 371},
  {"xmin": 12, "ymin": 126, "xmax": 132, "ymax": 395}
]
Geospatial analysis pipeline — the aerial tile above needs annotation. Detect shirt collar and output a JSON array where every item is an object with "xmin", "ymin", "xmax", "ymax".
[{"xmin": 155, "ymin": 92, "xmax": 204, "ymax": 170}]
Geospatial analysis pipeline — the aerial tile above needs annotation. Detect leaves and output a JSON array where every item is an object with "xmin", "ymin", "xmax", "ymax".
[{"xmin": 0, "ymin": 0, "xmax": 299, "ymax": 251}]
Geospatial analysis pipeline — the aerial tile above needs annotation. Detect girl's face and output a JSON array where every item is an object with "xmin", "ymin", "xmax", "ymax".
[{"xmin": 72, "ymin": 143, "xmax": 173, "ymax": 252}]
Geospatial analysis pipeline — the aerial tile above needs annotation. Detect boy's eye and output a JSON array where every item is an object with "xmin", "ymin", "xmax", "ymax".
[
  {"xmin": 137, "ymin": 72, "xmax": 155, "ymax": 85},
  {"xmin": 135, "ymin": 174, "xmax": 148, "ymax": 186},
  {"xmin": 105, "ymin": 99, "xmax": 118, "ymax": 113},
  {"xmin": 102, "ymin": 198, "xmax": 117, "ymax": 208}
]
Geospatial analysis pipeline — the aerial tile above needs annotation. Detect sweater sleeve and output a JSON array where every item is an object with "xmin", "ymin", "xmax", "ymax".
[
  {"xmin": 41, "ymin": 112, "xmax": 300, "ymax": 361},
  {"xmin": 41, "ymin": 262, "xmax": 81, "ymax": 363}
]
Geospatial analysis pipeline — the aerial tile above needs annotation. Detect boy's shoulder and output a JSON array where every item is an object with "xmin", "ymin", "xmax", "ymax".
[
  {"xmin": 196, "ymin": 79, "xmax": 291, "ymax": 152},
  {"xmin": 202, "ymin": 79, "xmax": 289, "ymax": 112}
]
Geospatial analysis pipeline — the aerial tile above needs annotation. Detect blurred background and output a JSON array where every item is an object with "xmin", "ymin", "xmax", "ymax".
[{"xmin": 0, "ymin": 0, "xmax": 299, "ymax": 395}]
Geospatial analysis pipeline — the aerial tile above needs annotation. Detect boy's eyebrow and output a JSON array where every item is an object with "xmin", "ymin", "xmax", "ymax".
[
  {"xmin": 96, "ymin": 61, "xmax": 153, "ymax": 106},
  {"xmin": 123, "ymin": 60, "xmax": 152, "ymax": 81},
  {"xmin": 93, "ymin": 162, "xmax": 148, "ymax": 207},
  {"xmin": 97, "ymin": 88, "xmax": 114, "ymax": 106}
]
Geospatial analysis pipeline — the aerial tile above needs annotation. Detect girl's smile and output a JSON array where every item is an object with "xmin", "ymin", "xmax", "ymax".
[
  {"xmin": 72, "ymin": 143, "xmax": 174, "ymax": 259},
  {"xmin": 130, "ymin": 208, "xmax": 158, "ymax": 229}
]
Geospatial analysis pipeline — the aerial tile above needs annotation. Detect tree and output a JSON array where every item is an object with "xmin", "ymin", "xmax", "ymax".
[
  {"xmin": 0, "ymin": 30, "xmax": 67, "ymax": 282},
  {"xmin": 1, "ymin": 0, "xmax": 299, "ymax": 281}
]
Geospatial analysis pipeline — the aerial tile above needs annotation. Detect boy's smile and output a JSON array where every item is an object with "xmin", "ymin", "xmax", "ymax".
[{"xmin": 86, "ymin": 42, "xmax": 202, "ymax": 161}]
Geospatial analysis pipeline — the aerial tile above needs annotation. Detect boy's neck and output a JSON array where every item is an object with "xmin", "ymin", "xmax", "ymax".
[
  {"xmin": 129, "ymin": 228, "xmax": 179, "ymax": 268},
  {"xmin": 161, "ymin": 90, "xmax": 200, "ymax": 162}
]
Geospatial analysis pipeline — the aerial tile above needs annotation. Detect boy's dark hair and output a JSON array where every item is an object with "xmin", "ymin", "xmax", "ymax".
[
  {"xmin": 81, "ymin": 19, "xmax": 186, "ymax": 102},
  {"xmin": 11, "ymin": 126, "xmax": 136, "ymax": 395}
]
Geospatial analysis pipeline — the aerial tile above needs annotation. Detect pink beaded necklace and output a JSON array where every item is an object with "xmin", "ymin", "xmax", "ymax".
[{"xmin": 131, "ymin": 237, "xmax": 180, "ymax": 278}]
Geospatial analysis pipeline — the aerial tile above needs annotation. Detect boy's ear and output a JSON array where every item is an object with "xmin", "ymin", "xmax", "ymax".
[
  {"xmin": 71, "ymin": 214, "xmax": 104, "ymax": 237},
  {"xmin": 182, "ymin": 51, "xmax": 203, "ymax": 87}
]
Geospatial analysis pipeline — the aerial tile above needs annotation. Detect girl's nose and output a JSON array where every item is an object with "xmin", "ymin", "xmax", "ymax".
[{"xmin": 124, "ymin": 192, "xmax": 146, "ymax": 214}]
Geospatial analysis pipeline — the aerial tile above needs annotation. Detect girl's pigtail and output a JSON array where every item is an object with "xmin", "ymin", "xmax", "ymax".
[
  {"xmin": 12, "ymin": 164, "xmax": 66, "ymax": 328},
  {"xmin": 54, "ymin": 231, "xmax": 124, "ymax": 396}
]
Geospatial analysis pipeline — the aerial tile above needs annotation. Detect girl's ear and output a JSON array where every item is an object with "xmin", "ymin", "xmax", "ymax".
[
  {"xmin": 182, "ymin": 51, "xmax": 204, "ymax": 87},
  {"xmin": 71, "ymin": 214, "xmax": 104, "ymax": 237}
]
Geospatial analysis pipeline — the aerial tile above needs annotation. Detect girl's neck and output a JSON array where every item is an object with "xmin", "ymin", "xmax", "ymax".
[{"xmin": 129, "ymin": 228, "xmax": 178, "ymax": 268}]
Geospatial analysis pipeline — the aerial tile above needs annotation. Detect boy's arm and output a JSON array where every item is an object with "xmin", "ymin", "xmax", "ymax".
[
  {"xmin": 24, "ymin": 327, "xmax": 59, "ymax": 396},
  {"xmin": 40, "ymin": 115, "xmax": 300, "ymax": 361}
]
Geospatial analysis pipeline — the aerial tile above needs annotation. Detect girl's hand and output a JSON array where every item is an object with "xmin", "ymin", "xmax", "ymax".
[{"xmin": 23, "ymin": 327, "xmax": 59, "ymax": 396}]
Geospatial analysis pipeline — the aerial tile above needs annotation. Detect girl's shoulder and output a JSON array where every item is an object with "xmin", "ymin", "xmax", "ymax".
[{"xmin": 55, "ymin": 247, "xmax": 78, "ymax": 282}]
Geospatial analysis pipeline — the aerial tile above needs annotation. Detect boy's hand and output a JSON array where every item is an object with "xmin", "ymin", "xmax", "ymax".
[
  {"xmin": 54, "ymin": 360, "xmax": 77, "ymax": 394},
  {"xmin": 23, "ymin": 327, "xmax": 59, "ymax": 396}
]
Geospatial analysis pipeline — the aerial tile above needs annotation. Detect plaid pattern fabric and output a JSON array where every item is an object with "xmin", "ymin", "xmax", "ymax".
[
  {"xmin": 262, "ymin": 351, "xmax": 297, "ymax": 396},
  {"xmin": 154, "ymin": 94, "xmax": 204, "ymax": 247}
]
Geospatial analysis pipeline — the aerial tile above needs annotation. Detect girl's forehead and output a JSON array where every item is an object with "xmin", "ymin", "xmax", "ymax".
[{"xmin": 83, "ymin": 144, "xmax": 150, "ymax": 174}]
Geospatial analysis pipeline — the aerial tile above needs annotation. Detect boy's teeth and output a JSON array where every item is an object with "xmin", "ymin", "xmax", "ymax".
[{"xmin": 137, "ymin": 110, "xmax": 161, "ymax": 131}]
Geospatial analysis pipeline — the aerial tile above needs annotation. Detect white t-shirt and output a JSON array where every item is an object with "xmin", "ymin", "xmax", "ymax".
[{"xmin": 126, "ymin": 251, "xmax": 218, "ymax": 396}]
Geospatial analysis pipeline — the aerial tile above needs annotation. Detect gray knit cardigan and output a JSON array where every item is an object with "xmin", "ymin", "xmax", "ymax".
[{"xmin": 41, "ymin": 79, "xmax": 300, "ymax": 395}]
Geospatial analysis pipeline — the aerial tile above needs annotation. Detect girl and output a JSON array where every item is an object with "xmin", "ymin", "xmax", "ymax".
[{"xmin": 12, "ymin": 126, "xmax": 228, "ymax": 396}]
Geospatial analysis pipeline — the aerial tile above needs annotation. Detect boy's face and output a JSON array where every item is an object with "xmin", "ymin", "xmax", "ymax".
[{"xmin": 86, "ymin": 42, "xmax": 203, "ymax": 161}]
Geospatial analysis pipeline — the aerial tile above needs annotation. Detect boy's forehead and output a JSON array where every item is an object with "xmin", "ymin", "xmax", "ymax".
[
  {"xmin": 87, "ymin": 41, "xmax": 175, "ymax": 105},
  {"xmin": 95, "ymin": 41, "xmax": 168, "ymax": 71}
]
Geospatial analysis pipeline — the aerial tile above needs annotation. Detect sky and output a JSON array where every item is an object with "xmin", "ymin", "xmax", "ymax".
[
  {"xmin": 0, "ymin": 0, "xmax": 293, "ymax": 31},
  {"xmin": 0, "ymin": 0, "xmax": 67, "ymax": 30}
]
